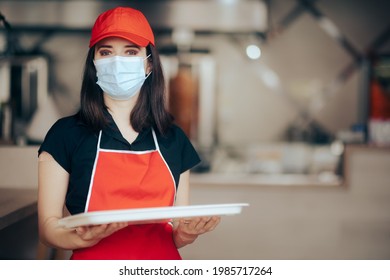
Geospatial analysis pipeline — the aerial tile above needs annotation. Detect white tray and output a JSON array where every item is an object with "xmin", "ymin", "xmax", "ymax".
[{"xmin": 58, "ymin": 203, "xmax": 249, "ymax": 228}]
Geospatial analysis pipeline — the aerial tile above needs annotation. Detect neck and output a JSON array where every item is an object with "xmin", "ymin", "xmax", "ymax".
[
  {"xmin": 104, "ymin": 95, "xmax": 137, "ymax": 121},
  {"xmin": 104, "ymin": 95, "xmax": 140, "ymax": 143}
]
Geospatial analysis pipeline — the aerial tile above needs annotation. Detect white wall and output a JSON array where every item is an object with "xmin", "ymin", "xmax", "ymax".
[{"xmin": 0, "ymin": 146, "xmax": 38, "ymax": 188}]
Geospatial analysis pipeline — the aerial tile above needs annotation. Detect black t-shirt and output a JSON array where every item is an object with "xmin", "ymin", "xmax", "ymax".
[{"xmin": 39, "ymin": 113, "xmax": 200, "ymax": 214}]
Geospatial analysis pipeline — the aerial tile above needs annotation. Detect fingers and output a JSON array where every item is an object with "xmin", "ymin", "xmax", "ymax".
[
  {"xmin": 193, "ymin": 217, "xmax": 211, "ymax": 233},
  {"xmin": 180, "ymin": 216, "xmax": 221, "ymax": 235},
  {"xmin": 106, "ymin": 222, "xmax": 129, "ymax": 233},
  {"xmin": 203, "ymin": 216, "xmax": 221, "ymax": 232},
  {"xmin": 199, "ymin": 216, "xmax": 220, "ymax": 233},
  {"xmin": 75, "ymin": 224, "xmax": 108, "ymax": 241},
  {"xmin": 75, "ymin": 222, "xmax": 129, "ymax": 242}
]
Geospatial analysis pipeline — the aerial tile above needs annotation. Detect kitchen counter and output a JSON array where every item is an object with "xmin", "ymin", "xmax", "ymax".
[
  {"xmin": 181, "ymin": 144, "xmax": 390, "ymax": 260},
  {"xmin": 190, "ymin": 172, "xmax": 342, "ymax": 187},
  {"xmin": 0, "ymin": 188, "xmax": 37, "ymax": 231}
]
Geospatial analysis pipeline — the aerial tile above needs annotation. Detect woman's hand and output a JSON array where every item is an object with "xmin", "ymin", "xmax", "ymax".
[
  {"xmin": 173, "ymin": 216, "xmax": 221, "ymax": 248},
  {"xmin": 74, "ymin": 222, "xmax": 129, "ymax": 248}
]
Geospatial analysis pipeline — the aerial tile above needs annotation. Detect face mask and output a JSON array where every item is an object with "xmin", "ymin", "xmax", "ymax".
[{"xmin": 94, "ymin": 55, "xmax": 151, "ymax": 100}]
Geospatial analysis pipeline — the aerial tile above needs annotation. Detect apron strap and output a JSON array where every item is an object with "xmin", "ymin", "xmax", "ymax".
[
  {"xmin": 151, "ymin": 128, "xmax": 160, "ymax": 151},
  {"xmin": 84, "ymin": 130, "xmax": 103, "ymax": 212},
  {"xmin": 97, "ymin": 130, "xmax": 103, "ymax": 150}
]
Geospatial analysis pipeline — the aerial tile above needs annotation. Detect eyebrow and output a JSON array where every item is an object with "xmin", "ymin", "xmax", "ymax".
[{"xmin": 96, "ymin": 44, "xmax": 141, "ymax": 50}]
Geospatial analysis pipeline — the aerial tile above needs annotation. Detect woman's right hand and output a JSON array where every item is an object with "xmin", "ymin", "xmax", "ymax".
[
  {"xmin": 39, "ymin": 152, "xmax": 130, "ymax": 250},
  {"xmin": 74, "ymin": 222, "xmax": 129, "ymax": 247}
]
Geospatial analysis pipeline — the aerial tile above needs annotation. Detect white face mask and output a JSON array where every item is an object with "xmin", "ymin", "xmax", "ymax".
[{"xmin": 94, "ymin": 55, "xmax": 151, "ymax": 100}]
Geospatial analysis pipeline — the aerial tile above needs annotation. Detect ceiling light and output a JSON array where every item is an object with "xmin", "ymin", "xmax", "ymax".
[
  {"xmin": 246, "ymin": 44, "xmax": 262, "ymax": 60},
  {"xmin": 218, "ymin": 0, "xmax": 238, "ymax": 5}
]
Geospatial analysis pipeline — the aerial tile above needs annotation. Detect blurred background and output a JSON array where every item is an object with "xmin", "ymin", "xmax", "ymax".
[{"xmin": 0, "ymin": 0, "xmax": 389, "ymax": 260}]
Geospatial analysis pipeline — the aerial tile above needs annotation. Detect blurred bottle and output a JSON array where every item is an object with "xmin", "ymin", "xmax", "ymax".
[
  {"xmin": 368, "ymin": 55, "xmax": 390, "ymax": 145},
  {"xmin": 168, "ymin": 65, "xmax": 198, "ymax": 138}
]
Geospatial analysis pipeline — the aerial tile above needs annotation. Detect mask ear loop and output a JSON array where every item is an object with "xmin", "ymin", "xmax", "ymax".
[{"xmin": 144, "ymin": 54, "xmax": 152, "ymax": 78}]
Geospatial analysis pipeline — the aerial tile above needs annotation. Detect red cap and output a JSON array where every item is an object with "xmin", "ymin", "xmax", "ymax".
[{"xmin": 89, "ymin": 7, "xmax": 155, "ymax": 48}]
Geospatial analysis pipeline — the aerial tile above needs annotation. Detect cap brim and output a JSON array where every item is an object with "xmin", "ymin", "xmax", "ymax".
[{"xmin": 89, "ymin": 31, "xmax": 151, "ymax": 48}]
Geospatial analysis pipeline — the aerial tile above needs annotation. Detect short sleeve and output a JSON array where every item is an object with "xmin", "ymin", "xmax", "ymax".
[
  {"xmin": 157, "ymin": 124, "xmax": 201, "ymax": 183},
  {"xmin": 176, "ymin": 126, "xmax": 201, "ymax": 173},
  {"xmin": 38, "ymin": 116, "xmax": 80, "ymax": 173}
]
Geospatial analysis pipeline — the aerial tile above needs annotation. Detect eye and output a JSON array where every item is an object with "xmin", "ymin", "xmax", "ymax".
[
  {"xmin": 99, "ymin": 49, "xmax": 111, "ymax": 56},
  {"xmin": 125, "ymin": 49, "xmax": 139, "ymax": 56}
]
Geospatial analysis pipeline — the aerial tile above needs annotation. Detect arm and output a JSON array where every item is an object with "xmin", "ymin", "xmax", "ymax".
[
  {"xmin": 174, "ymin": 170, "xmax": 190, "ymax": 207},
  {"xmin": 173, "ymin": 170, "xmax": 220, "ymax": 248},
  {"xmin": 38, "ymin": 152, "xmax": 128, "ymax": 250}
]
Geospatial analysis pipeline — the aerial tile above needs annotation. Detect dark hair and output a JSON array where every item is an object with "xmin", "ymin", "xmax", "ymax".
[{"xmin": 79, "ymin": 44, "xmax": 173, "ymax": 135}]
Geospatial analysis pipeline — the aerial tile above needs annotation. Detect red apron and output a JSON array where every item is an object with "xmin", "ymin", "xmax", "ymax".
[{"xmin": 71, "ymin": 129, "xmax": 181, "ymax": 260}]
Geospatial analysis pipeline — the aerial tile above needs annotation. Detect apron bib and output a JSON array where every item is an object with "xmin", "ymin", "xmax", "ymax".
[{"xmin": 71, "ymin": 129, "xmax": 181, "ymax": 260}]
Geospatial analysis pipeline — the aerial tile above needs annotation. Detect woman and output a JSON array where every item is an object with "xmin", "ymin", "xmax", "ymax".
[{"xmin": 38, "ymin": 6, "xmax": 220, "ymax": 260}]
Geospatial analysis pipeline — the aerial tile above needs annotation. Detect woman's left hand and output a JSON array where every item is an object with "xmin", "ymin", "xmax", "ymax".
[{"xmin": 173, "ymin": 216, "xmax": 221, "ymax": 248}]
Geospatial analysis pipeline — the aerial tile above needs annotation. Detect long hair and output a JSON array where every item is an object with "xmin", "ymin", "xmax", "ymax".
[{"xmin": 79, "ymin": 45, "xmax": 173, "ymax": 135}]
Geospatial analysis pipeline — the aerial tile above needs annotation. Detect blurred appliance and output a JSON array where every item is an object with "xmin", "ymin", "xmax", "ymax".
[
  {"xmin": 0, "ymin": 1, "xmax": 268, "ymax": 34},
  {"xmin": 0, "ymin": 55, "xmax": 48, "ymax": 143},
  {"xmin": 161, "ymin": 53, "xmax": 217, "ymax": 171}
]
